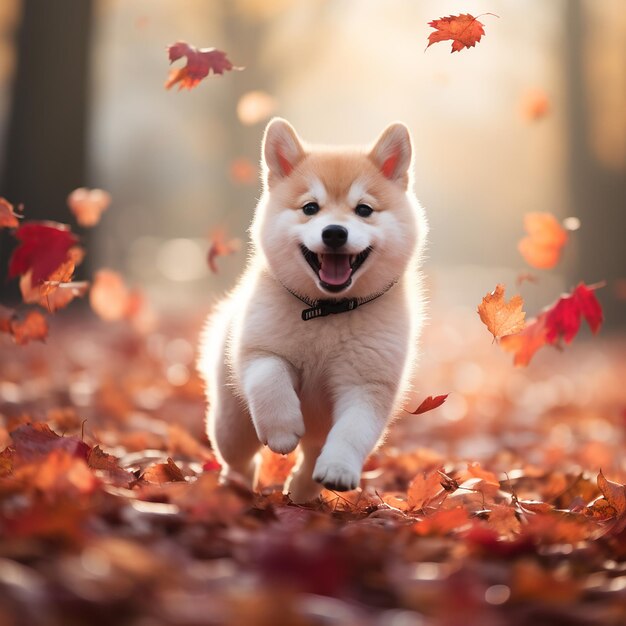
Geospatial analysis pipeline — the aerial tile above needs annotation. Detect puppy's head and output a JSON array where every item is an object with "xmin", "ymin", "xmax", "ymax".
[{"xmin": 252, "ymin": 118, "xmax": 427, "ymax": 300}]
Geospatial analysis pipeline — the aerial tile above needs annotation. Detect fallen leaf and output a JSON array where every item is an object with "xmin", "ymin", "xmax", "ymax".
[
  {"xmin": 426, "ymin": 14, "xmax": 487, "ymax": 53},
  {"xmin": 207, "ymin": 228, "xmax": 242, "ymax": 273},
  {"xmin": 478, "ymin": 284, "xmax": 526, "ymax": 340},
  {"xmin": 487, "ymin": 503, "xmax": 521, "ymax": 539},
  {"xmin": 142, "ymin": 457, "xmax": 185, "ymax": 483},
  {"xmin": 413, "ymin": 506, "xmax": 470, "ymax": 536},
  {"xmin": 0, "ymin": 197, "xmax": 21, "ymax": 228},
  {"xmin": 10, "ymin": 423, "xmax": 90, "ymax": 463},
  {"xmin": 407, "ymin": 394, "xmax": 449, "ymax": 415},
  {"xmin": 407, "ymin": 469, "xmax": 446, "ymax": 510},
  {"xmin": 14, "ymin": 449, "xmax": 99, "ymax": 497},
  {"xmin": 165, "ymin": 41, "xmax": 243, "ymax": 91},
  {"xmin": 8, "ymin": 222, "xmax": 79, "ymax": 285},
  {"xmin": 88, "ymin": 445, "xmax": 134, "ymax": 486},
  {"xmin": 518, "ymin": 212, "xmax": 568, "ymax": 269},
  {"xmin": 67, "ymin": 187, "xmax": 111, "ymax": 227},
  {"xmin": 587, "ymin": 470, "xmax": 626, "ymax": 533}
]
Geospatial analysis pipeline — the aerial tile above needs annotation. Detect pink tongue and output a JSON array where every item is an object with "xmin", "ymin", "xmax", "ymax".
[{"xmin": 319, "ymin": 254, "xmax": 352, "ymax": 285}]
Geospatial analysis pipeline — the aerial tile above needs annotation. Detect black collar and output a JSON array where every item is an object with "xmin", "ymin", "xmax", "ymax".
[{"xmin": 282, "ymin": 280, "xmax": 398, "ymax": 321}]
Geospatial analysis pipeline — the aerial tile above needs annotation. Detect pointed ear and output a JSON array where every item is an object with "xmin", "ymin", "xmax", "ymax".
[
  {"xmin": 262, "ymin": 118, "xmax": 305, "ymax": 182},
  {"xmin": 368, "ymin": 123, "xmax": 412, "ymax": 185}
]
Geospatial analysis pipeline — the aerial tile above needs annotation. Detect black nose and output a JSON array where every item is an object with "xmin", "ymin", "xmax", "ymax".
[{"xmin": 322, "ymin": 225, "xmax": 348, "ymax": 249}]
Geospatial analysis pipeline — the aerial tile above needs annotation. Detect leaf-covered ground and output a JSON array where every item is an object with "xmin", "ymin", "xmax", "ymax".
[{"xmin": 0, "ymin": 308, "xmax": 625, "ymax": 626}]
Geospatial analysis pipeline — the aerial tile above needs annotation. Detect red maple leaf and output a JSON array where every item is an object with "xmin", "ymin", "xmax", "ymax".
[
  {"xmin": 8, "ymin": 222, "xmax": 79, "ymax": 285},
  {"xmin": 165, "ymin": 41, "xmax": 243, "ymax": 91},
  {"xmin": 500, "ymin": 282, "xmax": 603, "ymax": 366},
  {"xmin": 10, "ymin": 423, "xmax": 90, "ymax": 464},
  {"xmin": 426, "ymin": 14, "xmax": 491, "ymax": 53},
  {"xmin": 407, "ymin": 394, "xmax": 449, "ymax": 415},
  {"xmin": 545, "ymin": 283, "xmax": 603, "ymax": 345}
]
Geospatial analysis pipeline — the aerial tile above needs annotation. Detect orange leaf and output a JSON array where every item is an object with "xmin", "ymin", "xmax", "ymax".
[
  {"xmin": 0, "ymin": 197, "xmax": 21, "ymax": 228},
  {"xmin": 477, "ymin": 284, "xmax": 526, "ymax": 340},
  {"xmin": 466, "ymin": 462, "xmax": 500, "ymax": 487},
  {"xmin": 142, "ymin": 457, "xmax": 185, "ymax": 483},
  {"xmin": 10, "ymin": 310, "xmax": 49, "ymax": 345},
  {"xmin": 597, "ymin": 470, "xmax": 626, "ymax": 518},
  {"xmin": 407, "ymin": 469, "xmax": 445, "ymax": 510},
  {"xmin": 500, "ymin": 313, "xmax": 548, "ymax": 367},
  {"xmin": 407, "ymin": 394, "xmax": 448, "ymax": 415},
  {"xmin": 413, "ymin": 506, "xmax": 470, "ymax": 536},
  {"xmin": 521, "ymin": 88, "xmax": 550, "ymax": 121},
  {"xmin": 427, "ymin": 14, "xmax": 487, "ymax": 53},
  {"xmin": 165, "ymin": 41, "xmax": 243, "ymax": 91},
  {"xmin": 500, "ymin": 282, "xmax": 603, "ymax": 366},
  {"xmin": 518, "ymin": 212, "xmax": 568, "ymax": 269},
  {"xmin": 89, "ymin": 270, "xmax": 156, "ymax": 332},
  {"xmin": 67, "ymin": 187, "xmax": 111, "ymax": 227}
]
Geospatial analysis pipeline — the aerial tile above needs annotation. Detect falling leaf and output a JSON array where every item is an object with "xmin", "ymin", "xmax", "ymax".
[
  {"xmin": 545, "ymin": 283, "xmax": 603, "ymax": 344},
  {"xmin": 67, "ymin": 187, "xmax": 111, "ymax": 227},
  {"xmin": 207, "ymin": 228, "xmax": 242, "ymax": 274},
  {"xmin": 20, "ymin": 247, "xmax": 87, "ymax": 311},
  {"xmin": 8, "ymin": 222, "xmax": 79, "ymax": 286},
  {"xmin": 500, "ymin": 313, "xmax": 548, "ymax": 367},
  {"xmin": 165, "ymin": 41, "xmax": 243, "ymax": 91},
  {"xmin": 518, "ymin": 212, "xmax": 568, "ymax": 270},
  {"xmin": 478, "ymin": 284, "xmax": 526, "ymax": 340},
  {"xmin": 41, "ymin": 282, "xmax": 90, "ymax": 313},
  {"xmin": 8, "ymin": 310, "xmax": 49, "ymax": 345},
  {"xmin": 500, "ymin": 282, "xmax": 603, "ymax": 366},
  {"xmin": 407, "ymin": 394, "xmax": 449, "ymax": 415},
  {"xmin": 426, "ymin": 14, "xmax": 488, "ymax": 53},
  {"xmin": 0, "ymin": 197, "xmax": 21, "ymax": 228},
  {"xmin": 229, "ymin": 157, "xmax": 258, "ymax": 185},
  {"xmin": 89, "ymin": 269, "xmax": 133, "ymax": 321},
  {"xmin": 516, "ymin": 272, "xmax": 538, "ymax": 286},
  {"xmin": 521, "ymin": 88, "xmax": 550, "ymax": 121},
  {"xmin": 236, "ymin": 90, "xmax": 277, "ymax": 125}
]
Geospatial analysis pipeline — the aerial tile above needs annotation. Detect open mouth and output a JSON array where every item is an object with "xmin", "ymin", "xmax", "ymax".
[{"xmin": 300, "ymin": 244, "xmax": 372, "ymax": 292}]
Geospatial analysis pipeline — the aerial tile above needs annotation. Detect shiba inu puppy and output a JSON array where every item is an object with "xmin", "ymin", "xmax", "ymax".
[{"xmin": 198, "ymin": 118, "xmax": 428, "ymax": 503}]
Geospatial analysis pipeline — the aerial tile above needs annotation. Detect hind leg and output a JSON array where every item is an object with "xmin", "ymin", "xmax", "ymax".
[
  {"xmin": 284, "ymin": 440, "xmax": 324, "ymax": 504},
  {"xmin": 206, "ymin": 372, "xmax": 261, "ymax": 489}
]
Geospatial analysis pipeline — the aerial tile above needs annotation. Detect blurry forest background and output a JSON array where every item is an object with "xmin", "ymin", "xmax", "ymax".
[{"xmin": 0, "ymin": 0, "xmax": 624, "ymax": 326}]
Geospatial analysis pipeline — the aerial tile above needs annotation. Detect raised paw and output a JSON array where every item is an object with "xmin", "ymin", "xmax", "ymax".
[
  {"xmin": 265, "ymin": 430, "xmax": 302, "ymax": 455},
  {"xmin": 312, "ymin": 459, "xmax": 361, "ymax": 492}
]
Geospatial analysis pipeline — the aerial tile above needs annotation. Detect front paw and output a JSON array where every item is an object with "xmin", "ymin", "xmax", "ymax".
[
  {"xmin": 265, "ymin": 430, "xmax": 302, "ymax": 455},
  {"xmin": 312, "ymin": 459, "xmax": 361, "ymax": 491}
]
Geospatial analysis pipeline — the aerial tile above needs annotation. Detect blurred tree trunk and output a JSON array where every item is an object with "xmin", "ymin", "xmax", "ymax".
[
  {"xmin": 564, "ymin": 0, "xmax": 626, "ymax": 329},
  {"xmin": 0, "ymin": 0, "xmax": 93, "ymax": 301}
]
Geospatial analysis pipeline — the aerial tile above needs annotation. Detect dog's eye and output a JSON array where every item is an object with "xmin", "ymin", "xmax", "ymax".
[
  {"xmin": 302, "ymin": 202, "xmax": 320, "ymax": 216},
  {"xmin": 355, "ymin": 204, "xmax": 373, "ymax": 218}
]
